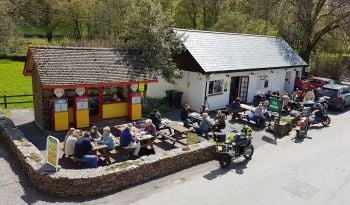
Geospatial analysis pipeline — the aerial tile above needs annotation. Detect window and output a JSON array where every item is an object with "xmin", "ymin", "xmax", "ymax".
[
  {"xmin": 208, "ymin": 80, "xmax": 223, "ymax": 95},
  {"xmin": 257, "ymin": 75, "xmax": 269, "ymax": 90},
  {"xmin": 239, "ymin": 76, "xmax": 249, "ymax": 102},
  {"xmin": 103, "ymin": 86, "xmax": 126, "ymax": 103}
]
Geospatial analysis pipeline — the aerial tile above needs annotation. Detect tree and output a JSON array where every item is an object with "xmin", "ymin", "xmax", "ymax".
[
  {"xmin": 0, "ymin": 0, "xmax": 29, "ymax": 53},
  {"xmin": 121, "ymin": 0, "xmax": 184, "ymax": 83},
  {"xmin": 275, "ymin": 0, "xmax": 350, "ymax": 63}
]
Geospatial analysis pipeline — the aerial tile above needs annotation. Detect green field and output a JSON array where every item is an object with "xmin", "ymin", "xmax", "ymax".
[{"xmin": 0, "ymin": 59, "xmax": 33, "ymax": 109}]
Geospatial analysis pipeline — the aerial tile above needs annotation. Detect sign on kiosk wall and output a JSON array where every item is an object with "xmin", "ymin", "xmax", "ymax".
[
  {"xmin": 76, "ymin": 97, "xmax": 89, "ymax": 110},
  {"xmin": 54, "ymin": 99, "xmax": 68, "ymax": 112},
  {"xmin": 46, "ymin": 136, "xmax": 59, "ymax": 171}
]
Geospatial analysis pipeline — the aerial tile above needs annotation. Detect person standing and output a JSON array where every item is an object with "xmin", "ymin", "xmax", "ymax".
[{"xmin": 229, "ymin": 97, "xmax": 241, "ymax": 120}]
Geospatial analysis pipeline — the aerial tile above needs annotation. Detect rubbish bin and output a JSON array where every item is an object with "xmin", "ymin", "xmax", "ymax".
[
  {"xmin": 165, "ymin": 90, "xmax": 176, "ymax": 107},
  {"xmin": 172, "ymin": 91, "xmax": 183, "ymax": 108}
]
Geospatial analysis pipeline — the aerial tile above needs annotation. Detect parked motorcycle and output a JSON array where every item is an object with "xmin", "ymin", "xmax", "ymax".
[
  {"xmin": 307, "ymin": 104, "xmax": 331, "ymax": 127},
  {"xmin": 213, "ymin": 132, "xmax": 254, "ymax": 168}
]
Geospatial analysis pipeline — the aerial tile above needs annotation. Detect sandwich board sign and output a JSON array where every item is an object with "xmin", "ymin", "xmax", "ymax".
[{"xmin": 46, "ymin": 136, "xmax": 59, "ymax": 171}]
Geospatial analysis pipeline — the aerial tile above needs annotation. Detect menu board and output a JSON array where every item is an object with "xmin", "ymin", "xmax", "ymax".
[
  {"xmin": 132, "ymin": 96, "xmax": 141, "ymax": 104},
  {"xmin": 76, "ymin": 97, "xmax": 89, "ymax": 110},
  {"xmin": 54, "ymin": 99, "xmax": 68, "ymax": 112}
]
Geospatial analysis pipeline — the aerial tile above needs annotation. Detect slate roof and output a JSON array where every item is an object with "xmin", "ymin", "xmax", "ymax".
[
  {"xmin": 25, "ymin": 46, "xmax": 155, "ymax": 87},
  {"xmin": 173, "ymin": 28, "xmax": 307, "ymax": 73}
]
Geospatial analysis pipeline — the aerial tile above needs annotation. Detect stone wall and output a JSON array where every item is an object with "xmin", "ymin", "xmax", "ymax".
[
  {"xmin": 0, "ymin": 117, "xmax": 216, "ymax": 197},
  {"xmin": 32, "ymin": 66, "xmax": 54, "ymax": 129}
]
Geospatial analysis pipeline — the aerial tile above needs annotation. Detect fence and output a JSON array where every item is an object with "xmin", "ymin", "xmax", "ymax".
[{"xmin": 0, "ymin": 94, "xmax": 33, "ymax": 109}]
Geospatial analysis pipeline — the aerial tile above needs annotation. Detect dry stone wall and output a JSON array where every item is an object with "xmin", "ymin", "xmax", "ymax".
[{"xmin": 0, "ymin": 117, "xmax": 216, "ymax": 197}]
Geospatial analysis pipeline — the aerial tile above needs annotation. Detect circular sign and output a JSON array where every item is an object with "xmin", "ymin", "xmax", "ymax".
[
  {"xmin": 130, "ymin": 84, "xmax": 138, "ymax": 92},
  {"xmin": 75, "ymin": 87, "xmax": 85, "ymax": 96},
  {"xmin": 54, "ymin": 88, "xmax": 64, "ymax": 98}
]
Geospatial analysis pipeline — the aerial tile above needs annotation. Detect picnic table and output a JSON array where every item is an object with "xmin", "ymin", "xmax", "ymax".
[
  {"xmin": 114, "ymin": 124, "xmax": 141, "ymax": 136},
  {"xmin": 189, "ymin": 112, "xmax": 202, "ymax": 122},
  {"xmin": 114, "ymin": 125, "xmax": 154, "ymax": 150},
  {"xmin": 159, "ymin": 121, "xmax": 190, "ymax": 148},
  {"xmin": 240, "ymin": 103, "xmax": 256, "ymax": 112}
]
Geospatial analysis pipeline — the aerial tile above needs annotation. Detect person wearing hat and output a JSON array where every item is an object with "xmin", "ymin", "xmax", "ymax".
[{"xmin": 120, "ymin": 123, "xmax": 141, "ymax": 158}]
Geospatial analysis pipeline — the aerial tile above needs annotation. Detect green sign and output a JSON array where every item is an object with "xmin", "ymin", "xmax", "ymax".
[{"xmin": 268, "ymin": 98, "xmax": 281, "ymax": 113}]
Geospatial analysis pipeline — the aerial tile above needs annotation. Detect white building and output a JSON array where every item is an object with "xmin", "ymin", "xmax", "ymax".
[{"xmin": 148, "ymin": 28, "xmax": 308, "ymax": 112}]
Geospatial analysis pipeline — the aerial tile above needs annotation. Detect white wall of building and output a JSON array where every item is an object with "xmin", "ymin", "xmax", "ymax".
[
  {"xmin": 205, "ymin": 73, "xmax": 231, "ymax": 110},
  {"xmin": 147, "ymin": 67, "xmax": 303, "ymax": 112}
]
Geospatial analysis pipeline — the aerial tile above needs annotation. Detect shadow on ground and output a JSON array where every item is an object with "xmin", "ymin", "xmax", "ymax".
[{"xmin": 203, "ymin": 158, "xmax": 250, "ymax": 180}]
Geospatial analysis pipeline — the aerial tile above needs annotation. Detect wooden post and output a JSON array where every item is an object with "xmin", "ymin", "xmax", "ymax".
[{"xmin": 3, "ymin": 95, "xmax": 7, "ymax": 109}]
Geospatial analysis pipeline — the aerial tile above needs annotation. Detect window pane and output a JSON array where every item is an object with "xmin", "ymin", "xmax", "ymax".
[{"xmin": 208, "ymin": 81, "xmax": 214, "ymax": 94}]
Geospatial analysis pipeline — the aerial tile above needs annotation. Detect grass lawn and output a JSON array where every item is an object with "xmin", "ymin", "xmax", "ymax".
[{"xmin": 0, "ymin": 59, "xmax": 33, "ymax": 109}]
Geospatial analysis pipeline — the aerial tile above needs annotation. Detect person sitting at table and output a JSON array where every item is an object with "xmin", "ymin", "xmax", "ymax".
[
  {"xmin": 144, "ymin": 119, "xmax": 157, "ymax": 137},
  {"xmin": 120, "ymin": 123, "xmax": 141, "ymax": 158},
  {"xmin": 149, "ymin": 109, "xmax": 162, "ymax": 130},
  {"xmin": 64, "ymin": 128, "xmax": 75, "ymax": 142},
  {"xmin": 64, "ymin": 128, "xmax": 78, "ymax": 157},
  {"xmin": 253, "ymin": 104, "xmax": 266, "ymax": 126},
  {"xmin": 213, "ymin": 110, "xmax": 226, "ymax": 132},
  {"xmin": 90, "ymin": 126, "xmax": 102, "ymax": 141},
  {"xmin": 74, "ymin": 131, "xmax": 97, "ymax": 169},
  {"xmin": 180, "ymin": 103, "xmax": 193, "ymax": 128},
  {"xmin": 98, "ymin": 126, "xmax": 116, "ymax": 164},
  {"xmin": 228, "ymin": 97, "xmax": 241, "ymax": 120},
  {"xmin": 194, "ymin": 112, "xmax": 213, "ymax": 136}
]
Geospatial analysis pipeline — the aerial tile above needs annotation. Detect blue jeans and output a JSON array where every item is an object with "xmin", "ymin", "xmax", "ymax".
[{"xmin": 82, "ymin": 155, "xmax": 97, "ymax": 169}]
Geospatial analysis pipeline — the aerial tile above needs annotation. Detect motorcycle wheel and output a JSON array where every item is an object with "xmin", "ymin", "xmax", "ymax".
[
  {"xmin": 219, "ymin": 154, "xmax": 232, "ymax": 169},
  {"xmin": 243, "ymin": 145, "xmax": 254, "ymax": 160},
  {"xmin": 322, "ymin": 116, "xmax": 331, "ymax": 126}
]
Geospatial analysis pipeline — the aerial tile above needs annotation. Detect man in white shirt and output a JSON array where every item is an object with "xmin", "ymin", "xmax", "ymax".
[{"xmin": 64, "ymin": 132, "xmax": 78, "ymax": 156}]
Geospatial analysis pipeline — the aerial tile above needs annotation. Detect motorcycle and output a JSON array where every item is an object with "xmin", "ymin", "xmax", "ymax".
[
  {"xmin": 213, "ymin": 132, "xmax": 254, "ymax": 168},
  {"xmin": 307, "ymin": 104, "xmax": 331, "ymax": 127}
]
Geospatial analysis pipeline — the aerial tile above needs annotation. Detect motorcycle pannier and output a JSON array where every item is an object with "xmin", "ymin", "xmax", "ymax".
[{"xmin": 213, "ymin": 133, "xmax": 226, "ymax": 143}]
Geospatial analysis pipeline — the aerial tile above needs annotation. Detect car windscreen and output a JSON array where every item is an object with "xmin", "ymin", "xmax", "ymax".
[{"xmin": 320, "ymin": 87, "xmax": 338, "ymax": 97}]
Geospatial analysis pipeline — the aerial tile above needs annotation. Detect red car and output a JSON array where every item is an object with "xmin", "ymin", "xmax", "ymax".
[{"xmin": 302, "ymin": 77, "xmax": 334, "ymax": 91}]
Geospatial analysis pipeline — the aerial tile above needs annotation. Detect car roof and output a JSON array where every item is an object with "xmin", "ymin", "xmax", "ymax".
[{"xmin": 322, "ymin": 84, "xmax": 349, "ymax": 90}]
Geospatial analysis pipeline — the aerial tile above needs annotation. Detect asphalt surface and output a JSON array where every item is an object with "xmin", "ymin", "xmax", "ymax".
[{"xmin": 0, "ymin": 108, "xmax": 349, "ymax": 204}]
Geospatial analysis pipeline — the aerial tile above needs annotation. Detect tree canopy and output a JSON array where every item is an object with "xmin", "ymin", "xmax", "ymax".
[{"xmin": 1, "ymin": 0, "xmax": 349, "ymax": 80}]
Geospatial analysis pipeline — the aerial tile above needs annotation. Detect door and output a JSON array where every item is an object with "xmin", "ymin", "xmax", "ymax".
[
  {"xmin": 230, "ymin": 76, "xmax": 240, "ymax": 103},
  {"xmin": 87, "ymin": 88, "xmax": 101, "ymax": 120},
  {"xmin": 284, "ymin": 71, "xmax": 292, "ymax": 93},
  {"xmin": 239, "ymin": 76, "xmax": 249, "ymax": 103}
]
